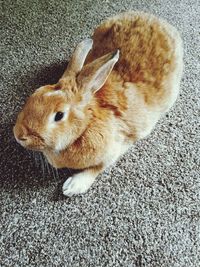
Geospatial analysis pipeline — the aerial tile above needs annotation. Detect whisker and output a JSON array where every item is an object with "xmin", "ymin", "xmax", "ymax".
[
  {"xmin": 67, "ymin": 167, "xmax": 72, "ymax": 176},
  {"xmin": 43, "ymin": 156, "xmax": 57, "ymax": 184},
  {"xmin": 44, "ymin": 157, "xmax": 51, "ymax": 176},
  {"xmin": 39, "ymin": 153, "xmax": 45, "ymax": 180},
  {"xmin": 54, "ymin": 167, "xmax": 60, "ymax": 181},
  {"xmin": 33, "ymin": 152, "xmax": 40, "ymax": 168},
  {"xmin": 50, "ymin": 163, "xmax": 57, "ymax": 184}
]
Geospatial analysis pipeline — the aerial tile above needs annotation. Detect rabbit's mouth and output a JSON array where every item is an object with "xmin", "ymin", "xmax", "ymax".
[
  {"xmin": 24, "ymin": 141, "xmax": 46, "ymax": 151},
  {"xmin": 15, "ymin": 136, "xmax": 46, "ymax": 151},
  {"xmin": 13, "ymin": 126, "xmax": 46, "ymax": 151}
]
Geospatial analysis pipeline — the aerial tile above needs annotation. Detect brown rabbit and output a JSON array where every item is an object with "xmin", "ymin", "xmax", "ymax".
[{"xmin": 14, "ymin": 11, "xmax": 183, "ymax": 196}]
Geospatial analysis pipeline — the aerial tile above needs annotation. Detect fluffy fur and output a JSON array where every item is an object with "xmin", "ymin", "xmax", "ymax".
[{"xmin": 14, "ymin": 11, "xmax": 183, "ymax": 196}]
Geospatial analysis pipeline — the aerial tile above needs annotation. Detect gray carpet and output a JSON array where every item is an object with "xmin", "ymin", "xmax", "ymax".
[{"xmin": 0, "ymin": 0, "xmax": 200, "ymax": 266}]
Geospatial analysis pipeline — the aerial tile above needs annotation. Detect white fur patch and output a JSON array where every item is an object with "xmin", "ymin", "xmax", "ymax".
[
  {"xmin": 34, "ymin": 86, "xmax": 46, "ymax": 94},
  {"xmin": 54, "ymin": 134, "xmax": 70, "ymax": 152},
  {"xmin": 45, "ymin": 91, "xmax": 65, "ymax": 97},
  {"xmin": 46, "ymin": 105, "xmax": 71, "ymax": 151},
  {"xmin": 62, "ymin": 171, "xmax": 96, "ymax": 196},
  {"xmin": 97, "ymin": 117, "xmax": 130, "ymax": 168}
]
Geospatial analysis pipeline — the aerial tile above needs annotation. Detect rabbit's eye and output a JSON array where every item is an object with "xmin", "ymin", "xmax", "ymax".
[{"xmin": 55, "ymin": 112, "xmax": 64, "ymax": 122}]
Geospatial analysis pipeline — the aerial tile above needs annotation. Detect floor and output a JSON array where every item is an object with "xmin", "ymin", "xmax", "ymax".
[{"xmin": 0, "ymin": 0, "xmax": 199, "ymax": 266}]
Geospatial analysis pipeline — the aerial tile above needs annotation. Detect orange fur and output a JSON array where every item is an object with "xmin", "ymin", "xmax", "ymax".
[
  {"xmin": 14, "ymin": 11, "xmax": 183, "ymax": 195},
  {"xmin": 86, "ymin": 12, "xmax": 177, "ymax": 106}
]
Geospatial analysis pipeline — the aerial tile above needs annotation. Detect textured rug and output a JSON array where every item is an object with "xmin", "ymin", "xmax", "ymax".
[{"xmin": 1, "ymin": 0, "xmax": 199, "ymax": 266}]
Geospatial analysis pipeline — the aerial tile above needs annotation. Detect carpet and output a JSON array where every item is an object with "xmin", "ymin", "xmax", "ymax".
[{"xmin": 0, "ymin": 0, "xmax": 199, "ymax": 266}]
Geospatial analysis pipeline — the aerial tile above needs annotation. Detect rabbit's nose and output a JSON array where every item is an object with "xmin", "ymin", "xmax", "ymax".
[
  {"xmin": 13, "ymin": 125, "xmax": 27, "ymax": 141},
  {"xmin": 18, "ymin": 136, "xmax": 27, "ymax": 141},
  {"xmin": 15, "ymin": 135, "xmax": 28, "ymax": 145}
]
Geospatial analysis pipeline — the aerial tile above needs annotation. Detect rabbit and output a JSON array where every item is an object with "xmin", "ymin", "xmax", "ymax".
[{"xmin": 13, "ymin": 11, "xmax": 183, "ymax": 196}]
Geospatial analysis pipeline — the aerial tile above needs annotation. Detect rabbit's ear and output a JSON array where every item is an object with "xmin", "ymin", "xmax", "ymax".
[
  {"xmin": 62, "ymin": 39, "xmax": 93, "ymax": 78},
  {"xmin": 77, "ymin": 50, "xmax": 119, "ymax": 95}
]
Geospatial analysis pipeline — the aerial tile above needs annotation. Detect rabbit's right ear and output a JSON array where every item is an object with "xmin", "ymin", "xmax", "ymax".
[
  {"xmin": 77, "ymin": 50, "xmax": 119, "ymax": 96},
  {"xmin": 62, "ymin": 39, "xmax": 93, "ymax": 78}
]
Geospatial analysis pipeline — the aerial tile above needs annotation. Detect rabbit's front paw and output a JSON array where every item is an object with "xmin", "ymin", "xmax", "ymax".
[{"xmin": 62, "ymin": 172, "xmax": 95, "ymax": 197}]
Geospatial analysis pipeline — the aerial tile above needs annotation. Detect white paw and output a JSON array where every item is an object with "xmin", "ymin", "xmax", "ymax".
[{"xmin": 62, "ymin": 172, "xmax": 95, "ymax": 197}]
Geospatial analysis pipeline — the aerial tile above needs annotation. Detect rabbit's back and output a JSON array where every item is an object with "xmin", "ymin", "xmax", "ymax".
[
  {"xmin": 86, "ymin": 12, "xmax": 183, "ymax": 141},
  {"xmin": 86, "ymin": 11, "xmax": 183, "ymax": 107}
]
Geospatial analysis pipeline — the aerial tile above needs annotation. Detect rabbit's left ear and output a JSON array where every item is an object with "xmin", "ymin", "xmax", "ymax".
[
  {"xmin": 77, "ymin": 50, "xmax": 119, "ymax": 95},
  {"xmin": 62, "ymin": 39, "xmax": 93, "ymax": 78}
]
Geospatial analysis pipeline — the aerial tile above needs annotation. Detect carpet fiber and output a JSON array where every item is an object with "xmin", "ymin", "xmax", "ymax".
[{"xmin": 0, "ymin": 0, "xmax": 199, "ymax": 266}]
